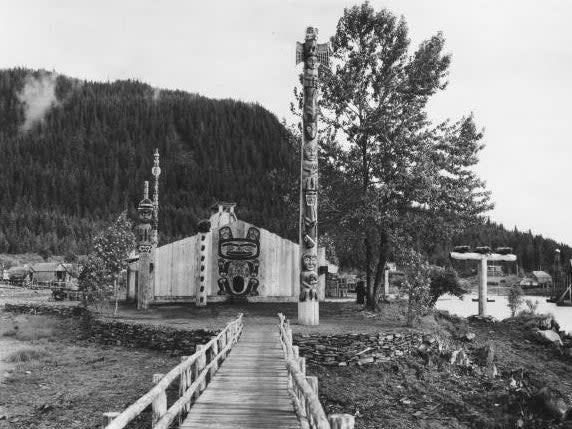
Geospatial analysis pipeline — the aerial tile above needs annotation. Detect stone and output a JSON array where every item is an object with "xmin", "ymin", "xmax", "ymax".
[
  {"xmin": 485, "ymin": 364, "xmax": 497, "ymax": 378},
  {"xmin": 535, "ymin": 330, "xmax": 563, "ymax": 346},
  {"xmin": 465, "ymin": 332, "xmax": 476, "ymax": 341},
  {"xmin": 528, "ymin": 386, "xmax": 570, "ymax": 420},
  {"xmin": 385, "ymin": 334, "xmax": 394, "ymax": 341},
  {"xmin": 450, "ymin": 349, "xmax": 470, "ymax": 366},
  {"xmin": 423, "ymin": 335, "xmax": 436, "ymax": 344},
  {"xmin": 357, "ymin": 357, "xmax": 374, "ymax": 366}
]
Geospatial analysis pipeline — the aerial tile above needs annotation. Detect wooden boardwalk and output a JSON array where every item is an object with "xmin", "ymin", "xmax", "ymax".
[{"xmin": 180, "ymin": 323, "xmax": 299, "ymax": 429}]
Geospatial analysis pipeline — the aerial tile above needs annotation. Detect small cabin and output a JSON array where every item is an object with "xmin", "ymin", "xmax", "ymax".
[
  {"xmin": 531, "ymin": 271, "xmax": 552, "ymax": 288},
  {"xmin": 30, "ymin": 263, "xmax": 80, "ymax": 287},
  {"xmin": 7, "ymin": 266, "xmax": 32, "ymax": 285}
]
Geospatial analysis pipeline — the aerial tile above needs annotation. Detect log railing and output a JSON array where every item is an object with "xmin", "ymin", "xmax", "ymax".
[
  {"xmin": 103, "ymin": 313, "xmax": 244, "ymax": 429},
  {"xmin": 277, "ymin": 313, "xmax": 355, "ymax": 429}
]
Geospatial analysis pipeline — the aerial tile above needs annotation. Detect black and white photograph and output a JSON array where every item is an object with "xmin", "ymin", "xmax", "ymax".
[{"xmin": 1, "ymin": 1, "xmax": 571, "ymax": 428}]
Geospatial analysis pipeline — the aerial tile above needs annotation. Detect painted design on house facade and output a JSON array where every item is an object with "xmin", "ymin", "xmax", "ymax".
[{"xmin": 217, "ymin": 225, "xmax": 261, "ymax": 296}]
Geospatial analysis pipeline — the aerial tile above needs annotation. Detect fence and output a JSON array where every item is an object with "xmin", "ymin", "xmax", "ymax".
[
  {"xmin": 103, "ymin": 313, "xmax": 244, "ymax": 429},
  {"xmin": 277, "ymin": 313, "xmax": 355, "ymax": 429}
]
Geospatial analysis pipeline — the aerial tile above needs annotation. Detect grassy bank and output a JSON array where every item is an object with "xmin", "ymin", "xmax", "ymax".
[{"xmin": 0, "ymin": 313, "xmax": 179, "ymax": 429}]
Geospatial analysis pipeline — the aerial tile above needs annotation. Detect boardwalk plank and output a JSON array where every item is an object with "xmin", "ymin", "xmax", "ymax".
[{"xmin": 180, "ymin": 324, "xmax": 299, "ymax": 429}]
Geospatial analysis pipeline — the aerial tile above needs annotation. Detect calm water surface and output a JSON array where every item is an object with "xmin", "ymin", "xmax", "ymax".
[{"xmin": 436, "ymin": 294, "xmax": 572, "ymax": 333}]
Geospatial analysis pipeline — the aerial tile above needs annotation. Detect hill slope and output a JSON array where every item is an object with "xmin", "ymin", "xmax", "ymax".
[{"xmin": 0, "ymin": 68, "xmax": 298, "ymax": 255}]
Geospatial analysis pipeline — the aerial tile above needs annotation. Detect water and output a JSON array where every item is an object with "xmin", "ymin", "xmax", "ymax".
[{"xmin": 436, "ymin": 294, "xmax": 572, "ymax": 333}]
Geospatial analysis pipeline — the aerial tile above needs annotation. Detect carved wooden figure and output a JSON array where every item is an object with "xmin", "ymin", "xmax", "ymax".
[
  {"xmin": 296, "ymin": 27, "xmax": 329, "ymax": 325},
  {"xmin": 136, "ymin": 181, "xmax": 154, "ymax": 310}
]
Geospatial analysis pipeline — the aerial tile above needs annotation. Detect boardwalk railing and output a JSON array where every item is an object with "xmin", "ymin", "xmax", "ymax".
[
  {"xmin": 103, "ymin": 313, "xmax": 244, "ymax": 429},
  {"xmin": 277, "ymin": 313, "xmax": 355, "ymax": 429}
]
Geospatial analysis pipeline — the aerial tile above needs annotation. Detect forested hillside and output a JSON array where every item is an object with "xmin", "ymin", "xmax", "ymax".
[
  {"xmin": 0, "ymin": 68, "xmax": 569, "ymax": 274},
  {"xmin": 0, "ymin": 68, "xmax": 298, "ymax": 255}
]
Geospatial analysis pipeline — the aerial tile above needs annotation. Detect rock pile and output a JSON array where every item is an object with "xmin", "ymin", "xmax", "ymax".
[
  {"xmin": 86, "ymin": 318, "xmax": 217, "ymax": 355},
  {"xmin": 294, "ymin": 332, "xmax": 441, "ymax": 366},
  {"xmin": 4, "ymin": 302, "xmax": 218, "ymax": 356},
  {"xmin": 4, "ymin": 302, "xmax": 87, "ymax": 318}
]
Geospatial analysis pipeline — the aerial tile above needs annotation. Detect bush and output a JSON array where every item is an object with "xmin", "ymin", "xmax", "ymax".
[
  {"xmin": 507, "ymin": 284, "xmax": 524, "ymax": 317},
  {"xmin": 428, "ymin": 266, "xmax": 466, "ymax": 307}
]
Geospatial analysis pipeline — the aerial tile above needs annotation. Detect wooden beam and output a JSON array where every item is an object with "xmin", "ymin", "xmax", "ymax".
[{"xmin": 450, "ymin": 252, "xmax": 516, "ymax": 262}]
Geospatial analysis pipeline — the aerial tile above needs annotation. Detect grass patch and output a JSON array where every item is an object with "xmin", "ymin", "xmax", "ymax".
[
  {"xmin": 5, "ymin": 347, "xmax": 49, "ymax": 363},
  {"xmin": 0, "ymin": 315, "xmax": 63, "ymax": 341}
]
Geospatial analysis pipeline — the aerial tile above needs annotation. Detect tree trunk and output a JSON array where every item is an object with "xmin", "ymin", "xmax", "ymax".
[
  {"xmin": 364, "ymin": 235, "xmax": 375, "ymax": 310},
  {"xmin": 372, "ymin": 229, "xmax": 389, "ymax": 308}
]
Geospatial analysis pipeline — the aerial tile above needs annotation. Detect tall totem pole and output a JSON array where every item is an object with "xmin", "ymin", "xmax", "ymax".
[
  {"xmin": 135, "ymin": 181, "xmax": 154, "ymax": 310},
  {"xmin": 151, "ymin": 148, "xmax": 161, "ymax": 245},
  {"xmin": 296, "ymin": 27, "xmax": 329, "ymax": 325}
]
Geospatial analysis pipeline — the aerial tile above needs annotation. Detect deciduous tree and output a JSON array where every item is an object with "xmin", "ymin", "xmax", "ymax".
[{"xmin": 315, "ymin": 2, "xmax": 492, "ymax": 309}]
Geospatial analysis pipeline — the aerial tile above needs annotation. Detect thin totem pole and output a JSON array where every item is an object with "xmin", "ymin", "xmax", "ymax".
[
  {"xmin": 135, "ymin": 181, "xmax": 154, "ymax": 310},
  {"xmin": 151, "ymin": 148, "xmax": 161, "ymax": 245},
  {"xmin": 296, "ymin": 27, "xmax": 329, "ymax": 325}
]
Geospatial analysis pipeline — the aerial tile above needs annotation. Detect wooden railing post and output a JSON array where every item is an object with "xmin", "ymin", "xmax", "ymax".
[
  {"xmin": 292, "ymin": 345, "xmax": 299, "ymax": 362},
  {"xmin": 102, "ymin": 411, "xmax": 120, "ymax": 428},
  {"xmin": 196, "ymin": 345, "xmax": 207, "ymax": 394},
  {"xmin": 298, "ymin": 356, "xmax": 306, "ymax": 377},
  {"xmin": 210, "ymin": 336, "xmax": 219, "ymax": 379},
  {"xmin": 220, "ymin": 334, "xmax": 227, "ymax": 363},
  {"xmin": 152, "ymin": 373, "xmax": 167, "ymax": 428},
  {"xmin": 179, "ymin": 356, "xmax": 190, "ymax": 417},
  {"xmin": 328, "ymin": 414, "xmax": 356, "ymax": 429}
]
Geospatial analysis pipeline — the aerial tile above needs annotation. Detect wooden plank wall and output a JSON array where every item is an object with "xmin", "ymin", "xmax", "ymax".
[
  {"xmin": 154, "ymin": 221, "xmax": 300, "ymax": 300},
  {"xmin": 154, "ymin": 235, "xmax": 200, "ymax": 298}
]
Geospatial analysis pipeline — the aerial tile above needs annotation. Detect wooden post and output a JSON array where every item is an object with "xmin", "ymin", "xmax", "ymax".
[
  {"xmin": 450, "ymin": 251, "xmax": 516, "ymax": 317},
  {"xmin": 297, "ymin": 27, "xmax": 329, "ymax": 326},
  {"xmin": 298, "ymin": 356, "xmax": 306, "ymax": 376},
  {"xmin": 210, "ymin": 336, "xmax": 219, "ymax": 379},
  {"xmin": 196, "ymin": 345, "xmax": 207, "ymax": 394},
  {"xmin": 151, "ymin": 373, "xmax": 167, "ymax": 428},
  {"xmin": 102, "ymin": 412, "xmax": 120, "ymax": 428},
  {"xmin": 478, "ymin": 257, "xmax": 487, "ymax": 316},
  {"xmin": 179, "ymin": 356, "xmax": 190, "ymax": 415},
  {"xmin": 220, "ymin": 333, "xmax": 227, "ymax": 361},
  {"xmin": 292, "ymin": 345, "xmax": 300, "ymax": 362},
  {"xmin": 328, "ymin": 414, "xmax": 356, "ymax": 429},
  {"xmin": 384, "ymin": 266, "xmax": 390, "ymax": 298},
  {"xmin": 307, "ymin": 375, "xmax": 318, "ymax": 396}
]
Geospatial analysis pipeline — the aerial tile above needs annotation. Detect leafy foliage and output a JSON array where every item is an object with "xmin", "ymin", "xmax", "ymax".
[
  {"xmin": 78, "ymin": 212, "xmax": 135, "ymax": 310},
  {"xmin": 309, "ymin": 2, "xmax": 492, "ymax": 308},
  {"xmin": 427, "ymin": 266, "xmax": 466, "ymax": 307},
  {"xmin": 396, "ymin": 249, "xmax": 432, "ymax": 327},
  {"xmin": 507, "ymin": 284, "xmax": 524, "ymax": 317}
]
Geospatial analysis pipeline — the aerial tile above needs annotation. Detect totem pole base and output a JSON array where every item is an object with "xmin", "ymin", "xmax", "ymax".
[{"xmin": 298, "ymin": 301, "xmax": 319, "ymax": 326}]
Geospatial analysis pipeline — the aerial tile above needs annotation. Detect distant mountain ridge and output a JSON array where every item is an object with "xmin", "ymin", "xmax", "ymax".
[
  {"xmin": 0, "ymin": 68, "xmax": 298, "ymax": 255},
  {"xmin": 0, "ymin": 67, "xmax": 568, "ymax": 275}
]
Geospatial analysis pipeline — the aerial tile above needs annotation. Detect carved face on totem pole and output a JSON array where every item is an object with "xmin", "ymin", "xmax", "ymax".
[
  {"xmin": 304, "ymin": 144, "xmax": 318, "ymax": 162},
  {"xmin": 302, "ymin": 254, "xmax": 318, "ymax": 271},
  {"xmin": 136, "ymin": 198, "xmax": 154, "ymax": 253}
]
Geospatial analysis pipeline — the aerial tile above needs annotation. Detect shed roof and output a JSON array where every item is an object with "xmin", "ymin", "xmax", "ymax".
[
  {"xmin": 532, "ymin": 271, "xmax": 552, "ymax": 281},
  {"xmin": 30, "ymin": 262, "xmax": 63, "ymax": 272},
  {"xmin": 7, "ymin": 266, "xmax": 30, "ymax": 275}
]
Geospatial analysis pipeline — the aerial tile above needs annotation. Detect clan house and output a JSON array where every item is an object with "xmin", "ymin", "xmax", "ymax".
[{"xmin": 127, "ymin": 201, "xmax": 332, "ymax": 305}]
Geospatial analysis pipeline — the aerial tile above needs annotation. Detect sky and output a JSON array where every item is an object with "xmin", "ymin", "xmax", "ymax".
[{"xmin": 1, "ymin": 0, "xmax": 571, "ymax": 245}]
